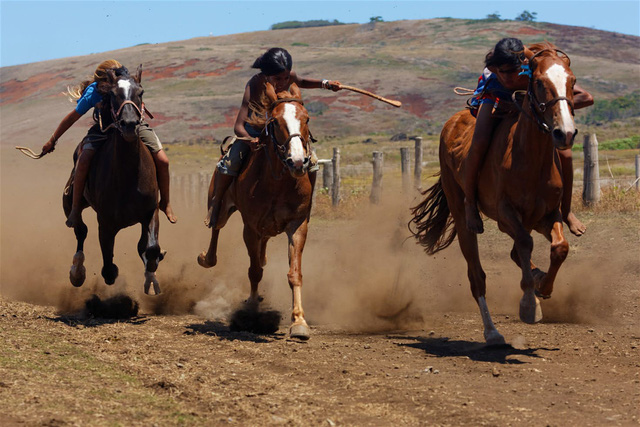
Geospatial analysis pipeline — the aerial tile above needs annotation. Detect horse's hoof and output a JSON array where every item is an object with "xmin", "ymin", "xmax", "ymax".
[
  {"xmin": 289, "ymin": 323, "xmax": 310, "ymax": 340},
  {"xmin": 102, "ymin": 264, "xmax": 119, "ymax": 285},
  {"xmin": 484, "ymin": 330, "xmax": 506, "ymax": 346},
  {"xmin": 197, "ymin": 251, "xmax": 216, "ymax": 268},
  {"xmin": 519, "ymin": 294, "xmax": 543, "ymax": 324},
  {"xmin": 69, "ymin": 252, "xmax": 86, "ymax": 287}
]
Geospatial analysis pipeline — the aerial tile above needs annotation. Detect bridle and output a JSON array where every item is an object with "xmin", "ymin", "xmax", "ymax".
[
  {"xmin": 264, "ymin": 98, "xmax": 315, "ymax": 175},
  {"xmin": 512, "ymin": 49, "xmax": 575, "ymax": 133},
  {"xmin": 98, "ymin": 79, "xmax": 144, "ymax": 134}
]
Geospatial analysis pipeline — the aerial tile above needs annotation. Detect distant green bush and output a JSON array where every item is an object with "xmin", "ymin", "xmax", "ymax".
[
  {"xmin": 291, "ymin": 42, "xmax": 309, "ymax": 47},
  {"xmin": 573, "ymin": 135, "xmax": 640, "ymax": 151},
  {"xmin": 579, "ymin": 91, "xmax": 640, "ymax": 125},
  {"xmin": 271, "ymin": 19, "xmax": 346, "ymax": 30}
]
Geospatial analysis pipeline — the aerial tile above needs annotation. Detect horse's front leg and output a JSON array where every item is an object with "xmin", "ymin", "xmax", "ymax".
[
  {"xmin": 242, "ymin": 226, "xmax": 264, "ymax": 305},
  {"xmin": 69, "ymin": 217, "xmax": 89, "ymax": 287},
  {"xmin": 286, "ymin": 219, "xmax": 310, "ymax": 340},
  {"xmin": 139, "ymin": 210, "xmax": 163, "ymax": 295},
  {"xmin": 64, "ymin": 173, "xmax": 88, "ymax": 287},
  {"xmin": 534, "ymin": 215, "xmax": 569, "ymax": 299},
  {"xmin": 197, "ymin": 227, "xmax": 220, "ymax": 268},
  {"xmin": 98, "ymin": 223, "xmax": 119, "ymax": 285},
  {"xmin": 497, "ymin": 204, "xmax": 542, "ymax": 324}
]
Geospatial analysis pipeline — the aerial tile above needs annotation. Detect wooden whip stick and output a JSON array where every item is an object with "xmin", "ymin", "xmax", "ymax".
[{"xmin": 338, "ymin": 84, "xmax": 402, "ymax": 108}]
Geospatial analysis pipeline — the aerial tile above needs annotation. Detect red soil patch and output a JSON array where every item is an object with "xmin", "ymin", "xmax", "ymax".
[
  {"xmin": 144, "ymin": 59, "xmax": 200, "ymax": 81},
  {"xmin": 186, "ymin": 60, "xmax": 243, "ymax": 78},
  {"xmin": 146, "ymin": 112, "xmax": 181, "ymax": 127},
  {"xmin": 397, "ymin": 93, "xmax": 431, "ymax": 117},
  {"xmin": 145, "ymin": 58, "xmax": 242, "ymax": 81},
  {"xmin": 0, "ymin": 70, "xmax": 72, "ymax": 105}
]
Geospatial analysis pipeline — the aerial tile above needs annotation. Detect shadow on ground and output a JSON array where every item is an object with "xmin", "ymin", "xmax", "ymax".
[{"xmin": 390, "ymin": 335, "xmax": 559, "ymax": 364}]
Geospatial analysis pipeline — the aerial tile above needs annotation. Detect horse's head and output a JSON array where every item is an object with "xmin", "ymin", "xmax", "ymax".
[
  {"xmin": 99, "ymin": 65, "xmax": 145, "ymax": 142},
  {"xmin": 264, "ymin": 82, "xmax": 312, "ymax": 178},
  {"xmin": 523, "ymin": 43, "xmax": 577, "ymax": 150}
]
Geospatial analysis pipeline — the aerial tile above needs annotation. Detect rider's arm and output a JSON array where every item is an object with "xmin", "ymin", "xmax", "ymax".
[
  {"xmin": 573, "ymin": 83, "xmax": 594, "ymax": 110},
  {"xmin": 290, "ymin": 71, "xmax": 341, "ymax": 91},
  {"xmin": 233, "ymin": 82, "xmax": 254, "ymax": 140},
  {"xmin": 42, "ymin": 110, "xmax": 83, "ymax": 153}
]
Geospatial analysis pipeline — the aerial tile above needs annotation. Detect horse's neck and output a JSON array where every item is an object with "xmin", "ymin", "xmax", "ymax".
[{"xmin": 512, "ymin": 110, "xmax": 555, "ymax": 169}]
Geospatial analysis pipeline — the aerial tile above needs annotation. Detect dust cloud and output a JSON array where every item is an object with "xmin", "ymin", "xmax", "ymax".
[{"xmin": 0, "ymin": 144, "xmax": 626, "ymax": 333}]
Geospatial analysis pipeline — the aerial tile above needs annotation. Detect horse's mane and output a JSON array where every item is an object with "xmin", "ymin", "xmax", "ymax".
[{"xmin": 246, "ymin": 86, "xmax": 298, "ymax": 131}]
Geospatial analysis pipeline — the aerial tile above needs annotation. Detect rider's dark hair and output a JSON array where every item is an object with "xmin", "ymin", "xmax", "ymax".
[
  {"xmin": 485, "ymin": 38, "xmax": 525, "ymax": 68},
  {"xmin": 252, "ymin": 48, "xmax": 293, "ymax": 76}
]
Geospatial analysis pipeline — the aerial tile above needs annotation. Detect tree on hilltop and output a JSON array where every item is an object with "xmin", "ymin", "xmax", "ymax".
[{"xmin": 515, "ymin": 10, "xmax": 537, "ymax": 22}]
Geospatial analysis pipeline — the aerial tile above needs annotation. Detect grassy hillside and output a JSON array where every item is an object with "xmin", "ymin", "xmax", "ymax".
[{"xmin": 2, "ymin": 18, "xmax": 639, "ymax": 149}]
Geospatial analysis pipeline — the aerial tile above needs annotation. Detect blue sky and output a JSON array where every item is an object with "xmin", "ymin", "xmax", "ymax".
[{"xmin": 1, "ymin": 0, "xmax": 638, "ymax": 67}]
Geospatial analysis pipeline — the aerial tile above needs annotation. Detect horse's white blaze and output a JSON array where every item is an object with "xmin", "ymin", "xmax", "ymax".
[
  {"xmin": 118, "ymin": 79, "xmax": 132, "ymax": 99},
  {"xmin": 545, "ymin": 64, "xmax": 574, "ymax": 131},
  {"xmin": 282, "ymin": 103, "xmax": 305, "ymax": 165}
]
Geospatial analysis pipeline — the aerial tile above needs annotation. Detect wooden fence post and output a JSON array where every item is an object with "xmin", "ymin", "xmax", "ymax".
[
  {"xmin": 636, "ymin": 154, "xmax": 640, "ymax": 191},
  {"xmin": 414, "ymin": 137, "xmax": 423, "ymax": 189},
  {"xmin": 332, "ymin": 148, "xmax": 341, "ymax": 206},
  {"xmin": 582, "ymin": 133, "xmax": 600, "ymax": 206},
  {"xmin": 370, "ymin": 151, "xmax": 383, "ymax": 204},
  {"xmin": 321, "ymin": 160, "xmax": 333, "ymax": 190},
  {"xmin": 400, "ymin": 147, "xmax": 410, "ymax": 192}
]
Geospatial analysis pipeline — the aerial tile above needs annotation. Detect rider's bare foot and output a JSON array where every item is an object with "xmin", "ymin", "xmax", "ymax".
[
  {"xmin": 65, "ymin": 209, "xmax": 82, "ymax": 228},
  {"xmin": 565, "ymin": 212, "xmax": 586, "ymax": 236},
  {"xmin": 464, "ymin": 199, "xmax": 484, "ymax": 234},
  {"xmin": 159, "ymin": 201, "xmax": 177, "ymax": 224}
]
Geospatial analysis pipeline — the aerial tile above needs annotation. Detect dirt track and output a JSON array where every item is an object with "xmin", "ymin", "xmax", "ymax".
[{"xmin": 1, "ymin": 147, "xmax": 639, "ymax": 426}]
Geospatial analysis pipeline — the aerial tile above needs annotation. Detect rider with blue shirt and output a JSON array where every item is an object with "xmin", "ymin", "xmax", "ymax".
[{"xmin": 42, "ymin": 60, "xmax": 177, "ymax": 226}]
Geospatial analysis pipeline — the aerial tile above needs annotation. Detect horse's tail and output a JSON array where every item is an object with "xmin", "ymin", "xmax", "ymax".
[{"xmin": 408, "ymin": 173, "xmax": 456, "ymax": 255}]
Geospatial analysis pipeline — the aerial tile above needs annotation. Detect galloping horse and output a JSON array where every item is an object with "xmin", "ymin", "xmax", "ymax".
[
  {"xmin": 198, "ymin": 82, "xmax": 314, "ymax": 339},
  {"xmin": 65, "ymin": 66, "xmax": 164, "ymax": 295},
  {"xmin": 410, "ymin": 43, "xmax": 576, "ymax": 344}
]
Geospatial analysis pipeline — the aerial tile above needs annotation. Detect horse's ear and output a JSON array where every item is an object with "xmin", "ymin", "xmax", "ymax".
[
  {"xmin": 289, "ymin": 83, "xmax": 301, "ymax": 99},
  {"xmin": 265, "ymin": 82, "xmax": 278, "ymax": 103},
  {"xmin": 135, "ymin": 64, "xmax": 143, "ymax": 83}
]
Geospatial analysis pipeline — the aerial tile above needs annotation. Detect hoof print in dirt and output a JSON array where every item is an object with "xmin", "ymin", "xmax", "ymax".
[
  {"xmin": 85, "ymin": 294, "xmax": 139, "ymax": 319},
  {"xmin": 229, "ymin": 306, "xmax": 281, "ymax": 335}
]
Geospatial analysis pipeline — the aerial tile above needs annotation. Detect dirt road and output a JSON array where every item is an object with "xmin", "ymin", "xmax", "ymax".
[{"xmin": 1, "ymin": 148, "xmax": 638, "ymax": 425}]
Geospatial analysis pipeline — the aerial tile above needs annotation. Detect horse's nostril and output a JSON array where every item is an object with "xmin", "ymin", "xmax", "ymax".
[{"xmin": 552, "ymin": 129, "xmax": 565, "ymax": 141}]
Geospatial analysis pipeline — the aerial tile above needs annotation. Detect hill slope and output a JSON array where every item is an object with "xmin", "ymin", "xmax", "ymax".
[{"xmin": 1, "ymin": 18, "xmax": 639, "ymax": 147}]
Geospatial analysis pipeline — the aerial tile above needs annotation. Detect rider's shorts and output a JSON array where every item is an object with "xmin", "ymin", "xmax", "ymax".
[
  {"xmin": 81, "ymin": 122, "xmax": 162, "ymax": 153},
  {"xmin": 216, "ymin": 141, "xmax": 319, "ymax": 176}
]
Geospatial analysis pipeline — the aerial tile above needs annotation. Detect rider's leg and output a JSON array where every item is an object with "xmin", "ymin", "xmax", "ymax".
[
  {"xmin": 152, "ymin": 150, "xmax": 177, "ymax": 223},
  {"xmin": 558, "ymin": 148, "xmax": 586, "ymax": 236},
  {"xmin": 463, "ymin": 103, "xmax": 498, "ymax": 234},
  {"xmin": 206, "ymin": 141, "xmax": 251, "ymax": 228},
  {"xmin": 139, "ymin": 125, "xmax": 176, "ymax": 223},
  {"xmin": 66, "ymin": 148, "xmax": 95, "ymax": 228}
]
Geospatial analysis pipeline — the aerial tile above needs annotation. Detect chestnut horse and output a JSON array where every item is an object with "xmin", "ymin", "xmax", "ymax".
[
  {"xmin": 65, "ymin": 67, "xmax": 164, "ymax": 295},
  {"xmin": 410, "ymin": 43, "xmax": 576, "ymax": 344},
  {"xmin": 198, "ymin": 83, "xmax": 314, "ymax": 339}
]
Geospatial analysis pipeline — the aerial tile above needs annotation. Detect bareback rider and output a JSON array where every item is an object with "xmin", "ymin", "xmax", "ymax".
[
  {"xmin": 41, "ymin": 59, "xmax": 177, "ymax": 226},
  {"xmin": 206, "ymin": 47, "xmax": 342, "ymax": 229},
  {"xmin": 464, "ymin": 38, "xmax": 594, "ymax": 236}
]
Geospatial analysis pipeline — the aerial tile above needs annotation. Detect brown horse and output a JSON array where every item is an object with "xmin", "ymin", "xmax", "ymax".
[
  {"xmin": 65, "ymin": 67, "xmax": 164, "ymax": 295},
  {"xmin": 410, "ymin": 43, "xmax": 576, "ymax": 344},
  {"xmin": 198, "ymin": 82, "xmax": 314, "ymax": 339}
]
